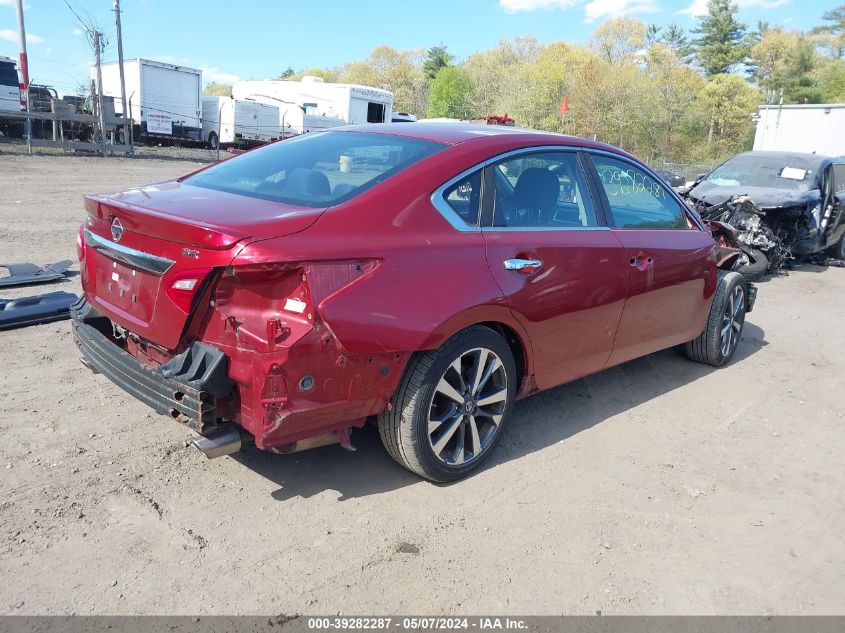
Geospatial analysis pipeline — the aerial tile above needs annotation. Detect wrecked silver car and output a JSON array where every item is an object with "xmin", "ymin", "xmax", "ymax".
[{"xmin": 685, "ymin": 151, "xmax": 845, "ymax": 278}]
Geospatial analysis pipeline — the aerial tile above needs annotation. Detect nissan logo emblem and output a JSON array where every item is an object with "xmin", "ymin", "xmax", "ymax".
[{"xmin": 111, "ymin": 217, "xmax": 124, "ymax": 242}]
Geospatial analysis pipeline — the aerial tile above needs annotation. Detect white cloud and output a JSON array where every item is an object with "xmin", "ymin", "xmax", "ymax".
[
  {"xmin": 584, "ymin": 0, "xmax": 660, "ymax": 23},
  {"xmin": 0, "ymin": 29, "xmax": 43, "ymax": 44},
  {"xmin": 0, "ymin": 0, "xmax": 30, "ymax": 9},
  {"xmin": 201, "ymin": 67, "xmax": 239, "ymax": 84},
  {"xmin": 72, "ymin": 27, "xmax": 83, "ymax": 37},
  {"xmin": 499, "ymin": 0, "xmax": 579, "ymax": 13},
  {"xmin": 499, "ymin": 0, "xmax": 660, "ymax": 22},
  {"xmin": 677, "ymin": 0, "xmax": 790, "ymax": 17}
]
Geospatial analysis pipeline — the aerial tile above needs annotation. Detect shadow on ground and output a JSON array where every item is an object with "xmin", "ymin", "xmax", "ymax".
[{"xmin": 233, "ymin": 321, "xmax": 767, "ymax": 501}]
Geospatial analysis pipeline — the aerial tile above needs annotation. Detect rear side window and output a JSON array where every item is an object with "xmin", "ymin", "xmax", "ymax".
[
  {"xmin": 591, "ymin": 155, "xmax": 687, "ymax": 229},
  {"xmin": 0, "ymin": 62, "xmax": 18, "ymax": 87},
  {"xmin": 442, "ymin": 170, "xmax": 482, "ymax": 227},
  {"xmin": 185, "ymin": 131, "xmax": 444, "ymax": 207}
]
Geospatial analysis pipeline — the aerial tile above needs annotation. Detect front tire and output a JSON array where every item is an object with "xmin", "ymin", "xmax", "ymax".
[
  {"xmin": 378, "ymin": 325, "xmax": 517, "ymax": 482},
  {"xmin": 208, "ymin": 131, "xmax": 219, "ymax": 150},
  {"xmin": 683, "ymin": 271, "xmax": 747, "ymax": 367},
  {"xmin": 827, "ymin": 233, "xmax": 845, "ymax": 261},
  {"xmin": 736, "ymin": 247, "xmax": 768, "ymax": 281}
]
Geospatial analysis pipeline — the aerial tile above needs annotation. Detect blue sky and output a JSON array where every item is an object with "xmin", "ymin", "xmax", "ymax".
[{"xmin": 0, "ymin": 0, "xmax": 840, "ymax": 95}]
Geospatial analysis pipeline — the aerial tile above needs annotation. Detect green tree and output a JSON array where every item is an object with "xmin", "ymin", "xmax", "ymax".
[
  {"xmin": 464, "ymin": 36, "xmax": 541, "ymax": 116},
  {"xmin": 692, "ymin": 0, "xmax": 748, "ymax": 77},
  {"xmin": 423, "ymin": 44, "xmax": 454, "ymax": 80},
  {"xmin": 701, "ymin": 74, "xmax": 761, "ymax": 158},
  {"xmin": 750, "ymin": 27, "xmax": 799, "ymax": 100},
  {"xmin": 659, "ymin": 23, "xmax": 695, "ymax": 63},
  {"xmin": 817, "ymin": 59, "xmax": 845, "ymax": 100},
  {"xmin": 277, "ymin": 67, "xmax": 295, "ymax": 79},
  {"xmin": 812, "ymin": 4, "xmax": 845, "ymax": 59},
  {"xmin": 646, "ymin": 44, "xmax": 707, "ymax": 160},
  {"xmin": 203, "ymin": 82, "xmax": 232, "ymax": 96},
  {"xmin": 588, "ymin": 17, "xmax": 648, "ymax": 64},
  {"xmin": 427, "ymin": 66, "xmax": 474, "ymax": 118}
]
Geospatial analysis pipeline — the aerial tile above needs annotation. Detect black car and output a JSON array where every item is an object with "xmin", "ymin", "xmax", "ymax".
[
  {"xmin": 654, "ymin": 168, "xmax": 686, "ymax": 188},
  {"xmin": 686, "ymin": 151, "xmax": 845, "ymax": 268}
]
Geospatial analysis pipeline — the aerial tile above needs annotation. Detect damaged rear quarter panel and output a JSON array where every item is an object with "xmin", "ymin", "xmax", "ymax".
[{"xmin": 197, "ymin": 163, "xmax": 532, "ymax": 450}]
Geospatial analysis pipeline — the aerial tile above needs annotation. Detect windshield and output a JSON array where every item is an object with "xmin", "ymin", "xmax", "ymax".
[
  {"xmin": 185, "ymin": 131, "xmax": 445, "ymax": 207},
  {"xmin": 703, "ymin": 154, "xmax": 822, "ymax": 192}
]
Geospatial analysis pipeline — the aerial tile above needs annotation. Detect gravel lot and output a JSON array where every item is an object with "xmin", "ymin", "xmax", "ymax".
[{"xmin": 0, "ymin": 153, "xmax": 843, "ymax": 615}]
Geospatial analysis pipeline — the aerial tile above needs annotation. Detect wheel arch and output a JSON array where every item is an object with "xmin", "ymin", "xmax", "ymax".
[{"xmin": 416, "ymin": 306, "xmax": 536, "ymax": 397}]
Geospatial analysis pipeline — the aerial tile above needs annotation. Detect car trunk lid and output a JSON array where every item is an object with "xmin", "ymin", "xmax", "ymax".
[{"xmin": 81, "ymin": 182, "xmax": 325, "ymax": 349}]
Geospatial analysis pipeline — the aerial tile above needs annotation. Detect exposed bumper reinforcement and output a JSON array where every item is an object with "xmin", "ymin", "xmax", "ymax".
[{"xmin": 70, "ymin": 300, "xmax": 232, "ymax": 432}]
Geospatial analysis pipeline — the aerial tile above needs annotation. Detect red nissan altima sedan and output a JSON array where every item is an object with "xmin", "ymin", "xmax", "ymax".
[{"xmin": 72, "ymin": 124, "xmax": 753, "ymax": 481}]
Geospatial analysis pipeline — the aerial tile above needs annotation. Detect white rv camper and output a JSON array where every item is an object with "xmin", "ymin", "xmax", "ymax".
[
  {"xmin": 97, "ymin": 58, "xmax": 202, "ymax": 142},
  {"xmin": 201, "ymin": 96, "xmax": 282, "ymax": 149},
  {"xmin": 753, "ymin": 104, "xmax": 845, "ymax": 157},
  {"xmin": 232, "ymin": 76, "xmax": 393, "ymax": 135}
]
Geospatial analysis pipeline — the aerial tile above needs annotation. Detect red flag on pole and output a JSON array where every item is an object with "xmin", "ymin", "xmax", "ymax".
[{"xmin": 559, "ymin": 96, "xmax": 569, "ymax": 115}]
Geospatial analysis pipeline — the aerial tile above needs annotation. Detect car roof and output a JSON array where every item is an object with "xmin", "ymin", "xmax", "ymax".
[{"xmin": 333, "ymin": 122, "xmax": 628, "ymax": 155}]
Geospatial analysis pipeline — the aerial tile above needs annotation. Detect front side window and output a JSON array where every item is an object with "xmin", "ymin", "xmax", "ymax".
[
  {"xmin": 591, "ymin": 155, "xmax": 687, "ymax": 229},
  {"xmin": 491, "ymin": 152, "xmax": 597, "ymax": 228},
  {"xmin": 184, "ymin": 131, "xmax": 444, "ymax": 207},
  {"xmin": 834, "ymin": 164, "xmax": 845, "ymax": 194}
]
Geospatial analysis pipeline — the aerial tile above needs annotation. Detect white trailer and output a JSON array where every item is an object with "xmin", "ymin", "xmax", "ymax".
[
  {"xmin": 753, "ymin": 104, "xmax": 845, "ymax": 157},
  {"xmin": 97, "ymin": 58, "xmax": 202, "ymax": 142},
  {"xmin": 232, "ymin": 76, "xmax": 393, "ymax": 134},
  {"xmin": 201, "ymin": 96, "xmax": 281, "ymax": 149},
  {"xmin": 0, "ymin": 56, "xmax": 22, "ymax": 113}
]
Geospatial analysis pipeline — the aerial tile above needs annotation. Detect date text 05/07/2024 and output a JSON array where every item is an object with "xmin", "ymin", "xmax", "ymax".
[{"xmin": 306, "ymin": 617, "xmax": 528, "ymax": 630}]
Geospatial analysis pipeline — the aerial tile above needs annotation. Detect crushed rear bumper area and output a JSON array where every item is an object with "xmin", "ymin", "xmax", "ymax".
[{"xmin": 70, "ymin": 299, "xmax": 232, "ymax": 432}]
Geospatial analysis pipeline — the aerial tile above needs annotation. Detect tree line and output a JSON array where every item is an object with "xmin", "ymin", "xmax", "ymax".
[{"xmin": 205, "ymin": 0, "xmax": 845, "ymax": 165}]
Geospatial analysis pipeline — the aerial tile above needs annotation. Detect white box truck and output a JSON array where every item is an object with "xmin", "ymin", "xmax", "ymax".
[
  {"xmin": 753, "ymin": 104, "xmax": 845, "ymax": 157},
  {"xmin": 201, "ymin": 96, "xmax": 282, "ymax": 149},
  {"xmin": 97, "ymin": 58, "xmax": 202, "ymax": 143},
  {"xmin": 232, "ymin": 76, "xmax": 393, "ymax": 135}
]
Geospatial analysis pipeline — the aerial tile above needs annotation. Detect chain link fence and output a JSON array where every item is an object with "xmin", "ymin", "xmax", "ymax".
[
  {"xmin": 1, "ymin": 104, "xmax": 720, "ymax": 181},
  {"xmin": 0, "ymin": 105, "xmax": 351, "ymax": 164}
]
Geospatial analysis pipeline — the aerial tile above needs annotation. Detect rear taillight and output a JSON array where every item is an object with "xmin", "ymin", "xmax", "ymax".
[
  {"xmin": 166, "ymin": 268, "xmax": 212, "ymax": 314},
  {"xmin": 76, "ymin": 225, "xmax": 85, "ymax": 262},
  {"xmin": 210, "ymin": 260, "xmax": 377, "ymax": 352}
]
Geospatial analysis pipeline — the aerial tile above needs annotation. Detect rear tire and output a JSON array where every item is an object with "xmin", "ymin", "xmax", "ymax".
[
  {"xmin": 378, "ymin": 325, "xmax": 517, "ymax": 482},
  {"xmin": 208, "ymin": 131, "xmax": 219, "ymax": 150},
  {"xmin": 683, "ymin": 271, "xmax": 747, "ymax": 367}
]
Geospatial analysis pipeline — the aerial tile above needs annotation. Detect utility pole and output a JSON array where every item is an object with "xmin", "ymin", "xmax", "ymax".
[
  {"xmin": 14, "ymin": 0, "xmax": 31, "ymax": 152},
  {"xmin": 113, "ymin": 0, "xmax": 131, "ymax": 154},
  {"xmin": 93, "ymin": 30, "xmax": 107, "ymax": 157}
]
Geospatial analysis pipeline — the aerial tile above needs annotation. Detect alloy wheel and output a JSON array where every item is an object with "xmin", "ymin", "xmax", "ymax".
[
  {"xmin": 720, "ymin": 284, "xmax": 745, "ymax": 358},
  {"xmin": 427, "ymin": 347, "xmax": 509, "ymax": 466}
]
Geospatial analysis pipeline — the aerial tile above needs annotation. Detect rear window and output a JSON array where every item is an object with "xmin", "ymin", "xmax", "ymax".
[
  {"xmin": 0, "ymin": 62, "xmax": 18, "ymax": 87},
  {"xmin": 184, "ymin": 131, "xmax": 445, "ymax": 207}
]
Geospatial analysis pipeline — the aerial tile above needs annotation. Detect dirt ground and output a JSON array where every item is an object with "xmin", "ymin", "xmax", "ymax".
[{"xmin": 0, "ymin": 152, "xmax": 843, "ymax": 616}]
